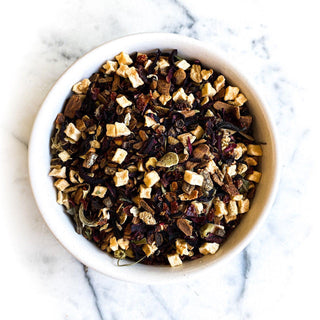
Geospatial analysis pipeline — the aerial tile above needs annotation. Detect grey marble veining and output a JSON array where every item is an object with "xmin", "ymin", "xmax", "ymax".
[{"xmin": 1, "ymin": 0, "xmax": 319, "ymax": 319}]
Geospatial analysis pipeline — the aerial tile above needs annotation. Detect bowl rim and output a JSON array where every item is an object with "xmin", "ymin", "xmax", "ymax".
[{"xmin": 28, "ymin": 32, "xmax": 280, "ymax": 284}]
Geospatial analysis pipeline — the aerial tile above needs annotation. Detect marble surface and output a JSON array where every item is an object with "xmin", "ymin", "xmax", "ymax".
[{"xmin": 1, "ymin": 0, "xmax": 319, "ymax": 319}]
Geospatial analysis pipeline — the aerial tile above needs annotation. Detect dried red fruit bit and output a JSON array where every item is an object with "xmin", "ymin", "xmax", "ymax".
[
  {"xmin": 170, "ymin": 201, "xmax": 179, "ymax": 214},
  {"xmin": 136, "ymin": 54, "xmax": 148, "ymax": 64},
  {"xmin": 110, "ymin": 91, "xmax": 117, "ymax": 101},
  {"xmin": 136, "ymin": 93, "xmax": 150, "ymax": 113},
  {"xmin": 91, "ymin": 87, "xmax": 100, "ymax": 100}
]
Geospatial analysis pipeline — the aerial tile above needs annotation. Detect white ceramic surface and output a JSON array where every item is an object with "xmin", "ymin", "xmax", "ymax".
[{"xmin": 28, "ymin": 33, "xmax": 279, "ymax": 284}]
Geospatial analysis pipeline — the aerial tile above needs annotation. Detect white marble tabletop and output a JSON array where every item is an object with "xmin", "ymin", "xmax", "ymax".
[{"xmin": 1, "ymin": 0, "xmax": 319, "ymax": 319}]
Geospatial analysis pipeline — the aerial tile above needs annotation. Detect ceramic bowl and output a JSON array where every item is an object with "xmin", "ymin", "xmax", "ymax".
[{"xmin": 29, "ymin": 33, "xmax": 279, "ymax": 284}]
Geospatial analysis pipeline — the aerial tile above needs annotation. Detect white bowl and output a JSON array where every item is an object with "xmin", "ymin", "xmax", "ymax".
[{"xmin": 29, "ymin": 33, "xmax": 279, "ymax": 284}]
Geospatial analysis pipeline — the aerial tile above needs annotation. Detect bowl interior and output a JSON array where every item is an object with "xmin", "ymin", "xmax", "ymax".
[{"xmin": 29, "ymin": 33, "xmax": 278, "ymax": 283}]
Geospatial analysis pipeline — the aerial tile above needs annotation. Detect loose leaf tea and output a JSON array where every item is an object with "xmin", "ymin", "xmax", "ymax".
[{"xmin": 49, "ymin": 50, "xmax": 263, "ymax": 267}]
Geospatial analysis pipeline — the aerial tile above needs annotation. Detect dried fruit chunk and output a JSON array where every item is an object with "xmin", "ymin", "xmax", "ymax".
[
  {"xmin": 159, "ymin": 94, "xmax": 171, "ymax": 105},
  {"xmin": 178, "ymin": 190, "xmax": 199, "ymax": 201},
  {"xmin": 142, "ymin": 243, "xmax": 158, "ymax": 257},
  {"xmin": 191, "ymin": 201, "xmax": 203, "ymax": 214},
  {"xmin": 139, "ymin": 199, "xmax": 155, "ymax": 215},
  {"xmin": 115, "ymin": 52, "xmax": 133, "ymax": 65},
  {"xmin": 224, "ymin": 86, "xmax": 240, "ymax": 101},
  {"xmin": 92, "ymin": 186, "xmax": 108, "ymax": 198},
  {"xmin": 58, "ymin": 150, "xmax": 71, "ymax": 162},
  {"xmin": 69, "ymin": 170, "xmax": 83, "ymax": 184},
  {"xmin": 57, "ymin": 191, "xmax": 69, "ymax": 209},
  {"xmin": 139, "ymin": 211, "xmax": 156, "ymax": 225},
  {"xmin": 109, "ymin": 236, "xmax": 119, "ymax": 251},
  {"xmin": 118, "ymin": 238, "xmax": 130, "ymax": 250},
  {"xmin": 102, "ymin": 60, "xmax": 118, "ymax": 74},
  {"xmin": 184, "ymin": 170, "xmax": 204, "ymax": 186},
  {"xmin": 144, "ymin": 157, "xmax": 157, "ymax": 171},
  {"xmin": 238, "ymin": 199, "xmax": 250, "ymax": 213},
  {"xmin": 213, "ymin": 199, "xmax": 228, "ymax": 217},
  {"xmin": 139, "ymin": 184, "xmax": 152, "ymax": 199},
  {"xmin": 55, "ymin": 113, "xmax": 65, "ymax": 129},
  {"xmin": 106, "ymin": 122, "xmax": 131, "ymax": 137},
  {"xmin": 64, "ymin": 95, "xmax": 85, "ymax": 119},
  {"xmin": 247, "ymin": 144, "xmax": 263, "ymax": 156},
  {"xmin": 214, "ymin": 75, "xmax": 225, "ymax": 92},
  {"xmin": 116, "ymin": 95, "xmax": 132, "ymax": 108},
  {"xmin": 190, "ymin": 125, "xmax": 204, "ymax": 140},
  {"xmin": 246, "ymin": 171, "xmax": 262, "ymax": 183},
  {"xmin": 192, "ymin": 144, "xmax": 210, "ymax": 159},
  {"xmin": 175, "ymin": 59, "xmax": 190, "ymax": 70},
  {"xmin": 113, "ymin": 170, "xmax": 129, "ymax": 187},
  {"xmin": 175, "ymin": 239, "xmax": 190, "ymax": 256},
  {"xmin": 144, "ymin": 115, "xmax": 158, "ymax": 127},
  {"xmin": 64, "ymin": 123, "xmax": 81, "ymax": 141},
  {"xmin": 227, "ymin": 200, "xmax": 238, "ymax": 216},
  {"xmin": 168, "ymin": 136, "xmax": 179, "ymax": 145},
  {"xmin": 126, "ymin": 67, "xmax": 144, "ymax": 88},
  {"xmin": 201, "ymin": 83, "xmax": 216, "ymax": 97},
  {"xmin": 144, "ymin": 171, "xmax": 160, "ymax": 188},
  {"xmin": 72, "ymin": 78, "xmax": 91, "ymax": 94},
  {"xmin": 182, "ymin": 182, "xmax": 195, "ymax": 194},
  {"xmin": 54, "ymin": 179, "xmax": 70, "ymax": 191},
  {"xmin": 157, "ymin": 152, "xmax": 179, "ymax": 168},
  {"xmin": 177, "ymin": 133, "xmax": 196, "ymax": 147},
  {"xmin": 201, "ymin": 69, "xmax": 213, "ymax": 80},
  {"xmin": 179, "ymin": 110, "xmax": 197, "ymax": 120},
  {"xmin": 199, "ymin": 242, "xmax": 219, "ymax": 255},
  {"xmin": 176, "ymin": 218, "xmax": 193, "ymax": 236},
  {"xmin": 187, "ymin": 94, "xmax": 195, "ymax": 106},
  {"xmin": 230, "ymin": 93, "xmax": 247, "ymax": 107},
  {"xmin": 237, "ymin": 163, "xmax": 248, "ymax": 175},
  {"xmin": 116, "ymin": 64, "xmax": 129, "ymax": 78},
  {"xmin": 172, "ymin": 88, "xmax": 188, "ymax": 102},
  {"xmin": 49, "ymin": 167, "xmax": 66, "ymax": 178},
  {"xmin": 244, "ymin": 156, "xmax": 258, "ymax": 166},
  {"xmin": 167, "ymin": 253, "xmax": 182, "ymax": 267},
  {"xmin": 112, "ymin": 148, "xmax": 127, "ymax": 164},
  {"xmin": 136, "ymin": 93, "xmax": 151, "ymax": 112},
  {"xmin": 152, "ymin": 90, "xmax": 160, "ymax": 99},
  {"xmin": 225, "ymin": 164, "xmax": 237, "ymax": 177},
  {"xmin": 190, "ymin": 64, "xmax": 202, "ymax": 83},
  {"xmin": 174, "ymin": 68, "xmax": 186, "ymax": 85},
  {"xmin": 156, "ymin": 58, "xmax": 170, "ymax": 70}
]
